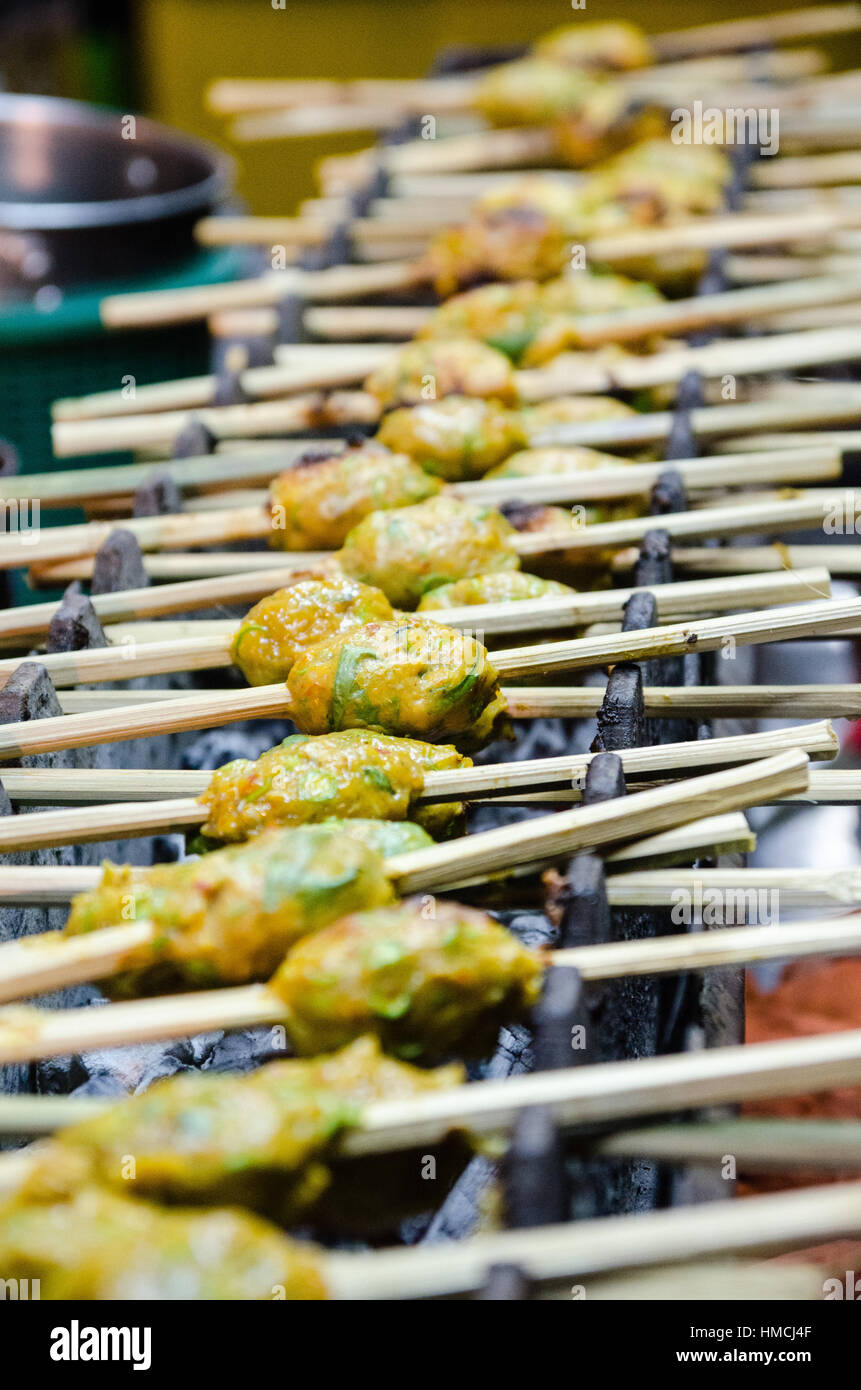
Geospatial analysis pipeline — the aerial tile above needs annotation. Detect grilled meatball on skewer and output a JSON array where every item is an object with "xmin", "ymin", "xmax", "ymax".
[
  {"xmin": 422, "ymin": 143, "xmax": 730, "ymax": 295},
  {"xmin": 0, "ymin": 1184, "xmax": 330, "ymax": 1300},
  {"xmin": 196, "ymin": 729, "xmax": 470, "ymax": 846},
  {"xmin": 64, "ymin": 822, "xmax": 398, "ymax": 995},
  {"xmin": 376, "ymin": 391, "xmax": 636, "ymax": 480},
  {"xmin": 415, "ymin": 271, "xmax": 665, "ymax": 367},
  {"xmin": 62, "ymin": 891, "xmax": 544, "ymax": 1054},
  {"xmin": 18, "ymin": 1035, "xmax": 464, "ymax": 1228}
]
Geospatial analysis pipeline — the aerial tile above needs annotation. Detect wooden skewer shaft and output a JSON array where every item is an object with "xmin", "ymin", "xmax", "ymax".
[
  {"xmin": 14, "ymin": 441, "xmax": 840, "ymax": 513},
  {"xmin": 2, "ymin": 552, "xmax": 843, "ymax": 680},
  {"xmin": 37, "ymin": 848, "xmax": 861, "ymax": 938},
  {"xmin": 97, "ymin": 203, "xmax": 861, "ymax": 331},
  {"xmin": 0, "ymin": 601, "xmax": 852, "ymax": 757},
  {"xmin": 51, "ymin": 344, "xmax": 393, "ymax": 422},
  {"xmin": 206, "ymin": 48, "xmax": 828, "ymax": 118},
  {"xmin": 1, "ymin": 1072, "xmax": 854, "ymax": 1170},
  {"xmin": 32, "ymin": 394, "xmax": 861, "ymax": 502},
  {"xmin": 62, "ymin": 279, "xmax": 861, "ymax": 417},
  {"xmin": 0, "ymin": 722, "xmax": 829, "ymax": 850},
  {"xmin": 127, "ymin": 454, "xmax": 846, "ymax": 514},
  {"xmin": 655, "ymin": 543, "xmax": 861, "ymax": 578},
  {"xmin": 0, "ymin": 752, "xmax": 850, "ymax": 825},
  {"xmin": 68, "ymin": 565, "xmax": 841, "ymax": 653},
  {"xmin": 1, "ymin": 898, "xmax": 855, "ymax": 1067},
  {"xmin": 2, "ymin": 457, "xmax": 845, "ymax": 574},
  {"xmin": 513, "ymin": 493, "xmax": 861, "ymax": 559},
  {"xmin": 55, "ymin": 326, "xmax": 861, "ymax": 452},
  {"xmin": 331, "ymin": 1179, "xmax": 861, "ymax": 1299},
  {"xmin": 0, "ymin": 813, "xmax": 754, "ymax": 907},
  {"xmin": 41, "ymin": 682, "xmax": 861, "ymax": 723},
  {"xmin": 0, "ymin": 564, "xmax": 832, "ymax": 649},
  {"xmin": 0, "ymin": 753, "xmax": 807, "ymax": 1006},
  {"xmin": 653, "ymin": 4, "xmax": 861, "ymax": 58},
  {"xmin": 492, "ymin": 594, "xmax": 861, "ymax": 678},
  {"xmin": 2, "ymin": 479, "xmax": 848, "ymax": 577}
]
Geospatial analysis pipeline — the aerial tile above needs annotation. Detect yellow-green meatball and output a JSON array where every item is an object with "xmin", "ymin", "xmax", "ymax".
[
  {"xmin": 268, "ymin": 441, "xmax": 440, "ymax": 551},
  {"xmin": 420, "ymin": 281, "xmax": 543, "ymax": 353},
  {"xmin": 0, "ymin": 1186, "xmax": 329, "ymax": 1301},
  {"xmin": 553, "ymin": 97, "xmax": 665, "ymax": 170},
  {"xmin": 537, "ymin": 20, "xmax": 652, "ymax": 71},
  {"xmin": 231, "ymin": 575, "xmax": 394, "ymax": 687},
  {"xmin": 539, "ymin": 270, "xmax": 663, "ymax": 317},
  {"xmin": 198, "ymin": 729, "xmax": 470, "ymax": 844},
  {"xmin": 285, "ymin": 618, "xmax": 509, "ymax": 751},
  {"xmin": 366, "ymin": 339, "xmax": 518, "ymax": 410},
  {"xmin": 319, "ymin": 817, "xmax": 433, "ymax": 858},
  {"xmin": 483, "ymin": 445, "xmax": 629, "ymax": 479},
  {"xmin": 602, "ymin": 137, "xmax": 730, "ymax": 190},
  {"xmin": 339, "ymin": 495, "xmax": 519, "ymax": 609},
  {"xmin": 522, "ymin": 394, "xmax": 638, "ymax": 433},
  {"xmin": 573, "ymin": 165, "xmax": 725, "ymax": 287},
  {"xmin": 38, "ymin": 1036, "xmax": 462, "ymax": 1222},
  {"xmin": 377, "ymin": 395, "xmax": 526, "ymax": 481},
  {"xmin": 420, "ymin": 279, "xmax": 571, "ymax": 367},
  {"xmin": 418, "ymin": 570, "xmax": 574, "ymax": 610},
  {"xmin": 271, "ymin": 897, "xmax": 545, "ymax": 1060},
  {"xmin": 476, "ymin": 58, "xmax": 608, "ymax": 127},
  {"xmin": 423, "ymin": 180, "xmax": 588, "ymax": 298},
  {"xmin": 63, "ymin": 824, "xmax": 394, "ymax": 994},
  {"xmin": 516, "ymin": 271, "xmax": 666, "ymax": 365}
]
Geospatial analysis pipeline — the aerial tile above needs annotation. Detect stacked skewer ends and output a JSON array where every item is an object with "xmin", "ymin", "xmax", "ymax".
[{"xmin": 6, "ymin": 5, "xmax": 861, "ymax": 1301}]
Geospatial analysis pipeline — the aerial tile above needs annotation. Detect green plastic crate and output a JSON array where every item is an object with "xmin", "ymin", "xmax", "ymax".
[
  {"xmin": 0, "ymin": 245, "xmax": 244, "ymax": 602},
  {"xmin": 0, "ymin": 246, "xmax": 245, "ymax": 476}
]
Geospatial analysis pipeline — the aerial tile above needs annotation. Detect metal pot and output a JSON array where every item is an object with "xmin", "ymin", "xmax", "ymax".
[{"xmin": 0, "ymin": 93, "xmax": 234, "ymax": 294}]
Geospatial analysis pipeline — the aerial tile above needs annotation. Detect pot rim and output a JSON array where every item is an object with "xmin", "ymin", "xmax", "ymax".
[{"xmin": 0, "ymin": 93, "xmax": 234, "ymax": 231}]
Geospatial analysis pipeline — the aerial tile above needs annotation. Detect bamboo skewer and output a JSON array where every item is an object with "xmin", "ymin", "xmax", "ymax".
[
  {"xmin": 58, "ymin": 327, "xmax": 861, "ymax": 454},
  {"xmin": 2, "ymin": 895, "xmax": 856, "ymax": 1064},
  {"xmin": 34, "ymin": 393, "xmax": 861, "ymax": 493},
  {"xmin": 0, "ymin": 586, "xmax": 856, "ymax": 706},
  {"xmin": 554, "ymin": 275, "xmax": 861, "ymax": 348},
  {"xmin": 0, "ymin": 599, "xmax": 853, "ymax": 747},
  {"xmin": 315, "ymin": 151, "xmax": 861, "ymax": 207},
  {"xmin": 32, "ymin": 842, "xmax": 861, "ymax": 921},
  {"xmin": 660, "ymin": 544, "xmax": 861, "ymax": 579},
  {"xmin": 598, "ymin": 866, "xmax": 861, "ymax": 911},
  {"xmin": 592, "ymin": 1119, "xmax": 861, "ymax": 1170},
  {"xmin": 0, "ymin": 566, "xmax": 330, "ymax": 645},
  {"xmin": 331, "ymin": 1179, "xmax": 861, "ymax": 1299},
  {"xmin": 16, "ymin": 566, "xmax": 830, "ymax": 658},
  {"xmin": 0, "ymin": 1077, "xmax": 857, "ymax": 1174},
  {"xmin": 0, "ymin": 725, "xmax": 843, "ymax": 809},
  {"xmin": 15, "ymin": 454, "xmax": 847, "ymax": 545},
  {"xmin": 5, "ymin": 482, "xmax": 851, "ymax": 575},
  {"xmin": 206, "ymin": 48, "xmax": 828, "ymax": 120},
  {"xmin": 653, "ymin": 3, "xmax": 861, "ymax": 57},
  {"xmin": 261, "ymin": 272, "xmax": 861, "ymax": 343},
  {"xmin": 51, "ymin": 344, "xmax": 394, "ymax": 422},
  {"xmin": 0, "ymin": 752, "xmax": 807, "ymax": 1009},
  {"xmin": 481, "ymin": 768, "xmax": 861, "ymax": 808},
  {"xmin": 41, "ymin": 683, "xmax": 861, "ymax": 722},
  {"xmin": 0, "ymin": 1160, "xmax": 852, "ymax": 1296},
  {"xmin": 98, "ymin": 200, "xmax": 861, "ymax": 334},
  {"xmin": 7, "ymin": 873, "xmax": 850, "ymax": 1046},
  {"xmin": 0, "ymin": 813, "xmax": 755, "ymax": 907},
  {"xmin": 5, "ymin": 436, "xmax": 841, "ymax": 509},
  {"xmin": 0, "ymin": 722, "xmax": 830, "ymax": 851},
  {"xmin": 514, "ymin": 493, "xmax": 859, "ymax": 559}
]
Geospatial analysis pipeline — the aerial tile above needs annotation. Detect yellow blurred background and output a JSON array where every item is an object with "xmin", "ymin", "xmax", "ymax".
[{"xmin": 136, "ymin": 0, "xmax": 860, "ymax": 213}]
